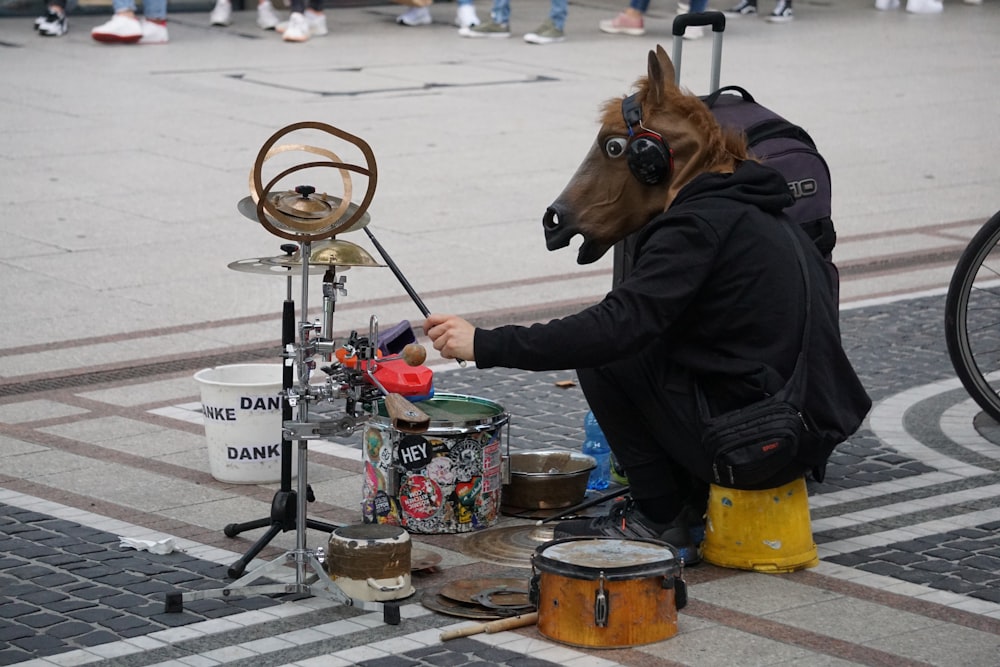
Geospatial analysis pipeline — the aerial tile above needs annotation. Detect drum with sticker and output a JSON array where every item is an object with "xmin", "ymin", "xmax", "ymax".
[{"xmin": 361, "ymin": 393, "xmax": 509, "ymax": 534}]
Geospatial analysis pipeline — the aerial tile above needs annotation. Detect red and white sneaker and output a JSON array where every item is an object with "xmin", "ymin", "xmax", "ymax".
[
  {"xmin": 598, "ymin": 11, "xmax": 645, "ymax": 36},
  {"xmin": 140, "ymin": 19, "xmax": 169, "ymax": 44},
  {"xmin": 91, "ymin": 13, "xmax": 142, "ymax": 43}
]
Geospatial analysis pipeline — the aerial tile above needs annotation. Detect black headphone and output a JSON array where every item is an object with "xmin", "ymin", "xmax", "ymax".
[{"xmin": 621, "ymin": 93, "xmax": 673, "ymax": 186}]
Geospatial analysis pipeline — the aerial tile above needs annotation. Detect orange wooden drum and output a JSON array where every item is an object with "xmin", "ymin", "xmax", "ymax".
[{"xmin": 530, "ymin": 537, "xmax": 686, "ymax": 649}]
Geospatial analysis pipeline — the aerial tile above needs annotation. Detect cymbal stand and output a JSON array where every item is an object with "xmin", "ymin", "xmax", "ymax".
[
  {"xmin": 165, "ymin": 240, "xmax": 401, "ymax": 624},
  {"xmin": 221, "ymin": 245, "xmax": 340, "ymax": 580}
]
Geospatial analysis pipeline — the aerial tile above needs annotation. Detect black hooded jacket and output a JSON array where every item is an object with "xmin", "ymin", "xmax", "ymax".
[{"xmin": 476, "ymin": 159, "xmax": 871, "ymax": 469}]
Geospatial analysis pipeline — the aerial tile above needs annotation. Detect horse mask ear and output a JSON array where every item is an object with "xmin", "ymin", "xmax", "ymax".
[{"xmin": 647, "ymin": 45, "xmax": 677, "ymax": 106}]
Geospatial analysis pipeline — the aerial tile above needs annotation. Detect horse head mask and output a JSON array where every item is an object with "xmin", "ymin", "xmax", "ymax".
[{"xmin": 542, "ymin": 44, "xmax": 747, "ymax": 264}]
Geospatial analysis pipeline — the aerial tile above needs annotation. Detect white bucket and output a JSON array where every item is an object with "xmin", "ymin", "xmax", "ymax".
[{"xmin": 194, "ymin": 364, "xmax": 294, "ymax": 484}]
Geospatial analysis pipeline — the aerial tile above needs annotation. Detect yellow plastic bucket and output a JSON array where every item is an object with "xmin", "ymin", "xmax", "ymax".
[{"xmin": 702, "ymin": 477, "xmax": 818, "ymax": 573}]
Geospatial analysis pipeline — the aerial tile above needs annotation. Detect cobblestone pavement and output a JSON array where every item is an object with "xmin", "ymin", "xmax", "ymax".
[{"xmin": 2, "ymin": 291, "xmax": 1000, "ymax": 666}]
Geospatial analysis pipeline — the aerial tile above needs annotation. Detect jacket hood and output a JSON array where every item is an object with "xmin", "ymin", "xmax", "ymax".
[{"xmin": 672, "ymin": 160, "xmax": 794, "ymax": 215}]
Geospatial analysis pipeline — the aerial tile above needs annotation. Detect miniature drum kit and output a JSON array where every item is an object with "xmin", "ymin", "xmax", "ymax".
[{"xmin": 165, "ymin": 121, "xmax": 688, "ymax": 648}]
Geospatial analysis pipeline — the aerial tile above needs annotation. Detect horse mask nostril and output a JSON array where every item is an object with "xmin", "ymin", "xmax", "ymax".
[{"xmin": 543, "ymin": 208, "xmax": 560, "ymax": 231}]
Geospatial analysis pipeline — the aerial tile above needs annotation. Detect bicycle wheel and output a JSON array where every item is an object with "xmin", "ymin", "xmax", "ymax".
[{"xmin": 945, "ymin": 209, "xmax": 1000, "ymax": 422}]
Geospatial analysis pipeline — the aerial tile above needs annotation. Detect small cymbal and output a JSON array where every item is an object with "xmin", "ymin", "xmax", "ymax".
[
  {"xmin": 273, "ymin": 239, "xmax": 384, "ymax": 268},
  {"xmin": 228, "ymin": 239, "xmax": 384, "ymax": 275},
  {"xmin": 238, "ymin": 191, "xmax": 371, "ymax": 239},
  {"xmin": 226, "ymin": 258, "xmax": 330, "ymax": 276}
]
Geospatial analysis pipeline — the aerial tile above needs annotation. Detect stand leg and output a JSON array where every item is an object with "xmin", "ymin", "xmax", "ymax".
[{"xmin": 220, "ymin": 298, "xmax": 340, "ymax": 579}]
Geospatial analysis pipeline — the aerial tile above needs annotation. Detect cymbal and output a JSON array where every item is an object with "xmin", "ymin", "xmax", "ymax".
[
  {"xmin": 228, "ymin": 238, "xmax": 384, "ymax": 276},
  {"xmin": 238, "ymin": 190, "xmax": 371, "ymax": 240},
  {"xmin": 460, "ymin": 524, "xmax": 556, "ymax": 569},
  {"xmin": 226, "ymin": 258, "xmax": 329, "ymax": 276},
  {"xmin": 274, "ymin": 238, "xmax": 384, "ymax": 268}
]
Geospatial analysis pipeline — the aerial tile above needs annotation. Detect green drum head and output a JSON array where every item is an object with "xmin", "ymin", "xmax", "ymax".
[{"xmin": 375, "ymin": 393, "xmax": 506, "ymax": 429}]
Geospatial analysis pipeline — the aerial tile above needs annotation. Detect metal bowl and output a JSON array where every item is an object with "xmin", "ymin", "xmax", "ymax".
[{"xmin": 502, "ymin": 450, "xmax": 596, "ymax": 510}]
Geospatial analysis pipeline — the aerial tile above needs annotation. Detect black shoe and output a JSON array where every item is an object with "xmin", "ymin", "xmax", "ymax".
[
  {"xmin": 37, "ymin": 10, "xmax": 68, "ymax": 36},
  {"xmin": 554, "ymin": 497, "xmax": 701, "ymax": 565}
]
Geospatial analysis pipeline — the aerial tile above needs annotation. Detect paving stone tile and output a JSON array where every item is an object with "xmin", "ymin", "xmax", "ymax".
[
  {"xmin": 19, "ymin": 589, "xmax": 70, "ymax": 605},
  {"xmin": 20, "ymin": 612, "xmax": 70, "ymax": 629},
  {"xmin": 0, "ymin": 648, "xmax": 33, "ymax": 667},
  {"xmin": 75, "ymin": 629, "xmax": 122, "ymax": 647},
  {"xmin": 0, "ymin": 557, "xmax": 24, "ymax": 570},
  {"xmin": 962, "ymin": 554, "xmax": 1000, "ymax": 572},
  {"xmin": 0, "ymin": 624, "xmax": 33, "ymax": 642},
  {"xmin": 45, "ymin": 620, "xmax": 99, "ymax": 639},
  {"xmin": 98, "ymin": 614, "xmax": 158, "ymax": 632},
  {"xmin": 67, "ymin": 607, "xmax": 122, "ymax": 623},
  {"xmin": 0, "ymin": 602, "xmax": 39, "ymax": 618},
  {"xmin": 32, "ymin": 572, "xmax": 79, "ymax": 587},
  {"xmin": 47, "ymin": 599, "xmax": 97, "ymax": 613}
]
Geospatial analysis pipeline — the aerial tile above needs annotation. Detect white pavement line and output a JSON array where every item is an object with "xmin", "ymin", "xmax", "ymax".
[
  {"xmin": 865, "ymin": 376, "xmax": 993, "ymax": 475},
  {"xmin": 808, "ymin": 470, "xmax": 973, "ymax": 509},
  {"xmin": 811, "ymin": 482, "xmax": 1000, "ymax": 533},
  {"xmin": 839, "ymin": 285, "xmax": 949, "ymax": 312},
  {"xmin": 810, "ymin": 373, "xmax": 997, "ymax": 513},
  {"xmin": 941, "ymin": 397, "xmax": 1000, "ymax": 463},
  {"xmin": 816, "ymin": 506, "xmax": 1000, "ymax": 557},
  {"xmin": 813, "ymin": 561, "xmax": 1000, "ymax": 620}
]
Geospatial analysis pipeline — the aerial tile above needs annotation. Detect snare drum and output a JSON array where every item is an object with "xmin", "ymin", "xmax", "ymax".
[
  {"xmin": 531, "ymin": 537, "xmax": 686, "ymax": 649},
  {"xmin": 362, "ymin": 393, "xmax": 509, "ymax": 534}
]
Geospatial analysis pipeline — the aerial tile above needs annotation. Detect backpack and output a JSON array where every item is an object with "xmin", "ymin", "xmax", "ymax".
[
  {"xmin": 612, "ymin": 86, "xmax": 838, "ymax": 288},
  {"xmin": 702, "ymin": 85, "xmax": 836, "ymax": 260}
]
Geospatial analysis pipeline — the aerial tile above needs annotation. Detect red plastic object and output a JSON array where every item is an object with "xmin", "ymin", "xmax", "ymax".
[{"xmin": 371, "ymin": 358, "xmax": 434, "ymax": 399}]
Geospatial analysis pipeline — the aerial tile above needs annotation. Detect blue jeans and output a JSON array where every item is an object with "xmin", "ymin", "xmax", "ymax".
[
  {"xmin": 112, "ymin": 0, "xmax": 167, "ymax": 19},
  {"xmin": 490, "ymin": 0, "xmax": 567, "ymax": 29},
  {"xmin": 629, "ymin": 0, "xmax": 708, "ymax": 11}
]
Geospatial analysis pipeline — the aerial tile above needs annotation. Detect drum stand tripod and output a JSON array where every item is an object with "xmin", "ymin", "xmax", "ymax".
[{"xmin": 165, "ymin": 242, "xmax": 401, "ymax": 624}]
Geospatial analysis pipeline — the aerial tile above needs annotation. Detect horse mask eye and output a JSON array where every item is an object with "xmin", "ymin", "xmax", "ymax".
[{"xmin": 605, "ymin": 137, "xmax": 628, "ymax": 159}]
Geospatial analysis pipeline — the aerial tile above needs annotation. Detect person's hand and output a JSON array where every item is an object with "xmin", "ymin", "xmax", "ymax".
[{"xmin": 423, "ymin": 314, "xmax": 476, "ymax": 362}]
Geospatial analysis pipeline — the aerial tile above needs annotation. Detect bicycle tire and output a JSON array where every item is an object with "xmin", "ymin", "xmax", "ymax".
[{"xmin": 944, "ymin": 209, "xmax": 1000, "ymax": 422}]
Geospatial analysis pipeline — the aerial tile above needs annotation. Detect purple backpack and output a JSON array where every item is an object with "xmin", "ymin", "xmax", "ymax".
[{"xmin": 703, "ymin": 85, "xmax": 835, "ymax": 259}]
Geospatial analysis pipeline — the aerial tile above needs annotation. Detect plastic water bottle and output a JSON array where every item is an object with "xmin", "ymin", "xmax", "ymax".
[{"xmin": 582, "ymin": 411, "xmax": 611, "ymax": 490}]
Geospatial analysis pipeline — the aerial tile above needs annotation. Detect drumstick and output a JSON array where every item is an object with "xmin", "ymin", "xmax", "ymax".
[
  {"xmin": 535, "ymin": 486, "xmax": 631, "ymax": 526},
  {"xmin": 363, "ymin": 227, "xmax": 467, "ymax": 367},
  {"xmin": 439, "ymin": 612, "xmax": 539, "ymax": 641}
]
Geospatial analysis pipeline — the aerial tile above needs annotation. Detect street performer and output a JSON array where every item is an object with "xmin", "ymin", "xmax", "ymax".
[{"xmin": 424, "ymin": 46, "xmax": 870, "ymax": 563}]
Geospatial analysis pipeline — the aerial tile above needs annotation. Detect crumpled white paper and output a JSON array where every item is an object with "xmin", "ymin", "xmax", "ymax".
[{"xmin": 118, "ymin": 536, "xmax": 176, "ymax": 555}]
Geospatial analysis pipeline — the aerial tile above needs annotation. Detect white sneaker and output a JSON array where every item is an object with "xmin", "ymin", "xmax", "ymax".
[
  {"xmin": 305, "ymin": 9, "xmax": 327, "ymax": 35},
  {"xmin": 282, "ymin": 11, "xmax": 310, "ymax": 41},
  {"xmin": 905, "ymin": 0, "xmax": 942, "ymax": 12},
  {"xmin": 277, "ymin": 9, "xmax": 326, "ymax": 36},
  {"xmin": 683, "ymin": 24, "xmax": 704, "ymax": 39},
  {"xmin": 454, "ymin": 3, "xmax": 479, "ymax": 28},
  {"xmin": 139, "ymin": 19, "xmax": 169, "ymax": 44},
  {"xmin": 91, "ymin": 13, "xmax": 142, "ymax": 43},
  {"xmin": 257, "ymin": 0, "xmax": 280, "ymax": 29},
  {"xmin": 874, "ymin": 0, "xmax": 900, "ymax": 9},
  {"xmin": 210, "ymin": 0, "xmax": 232, "ymax": 26},
  {"xmin": 396, "ymin": 6, "xmax": 431, "ymax": 26}
]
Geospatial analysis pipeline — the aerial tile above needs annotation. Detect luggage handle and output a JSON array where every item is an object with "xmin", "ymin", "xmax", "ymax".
[
  {"xmin": 672, "ymin": 10, "xmax": 726, "ymax": 34},
  {"xmin": 671, "ymin": 11, "xmax": 726, "ymax": 91},
  {"xmin": 702, "ymin": 84, "xmax": 756, "ymax": 108}
]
